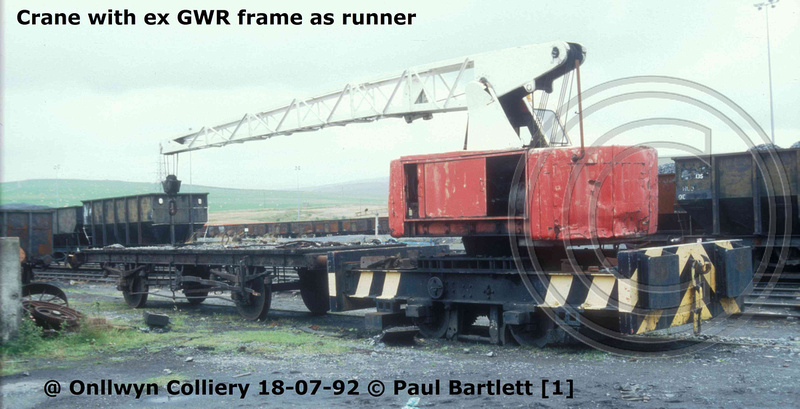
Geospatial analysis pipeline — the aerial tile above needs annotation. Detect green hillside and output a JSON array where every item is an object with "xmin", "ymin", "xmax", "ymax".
[{"xmin": 0, "ymin": 179, "xmax": 385, "ymax": 212}]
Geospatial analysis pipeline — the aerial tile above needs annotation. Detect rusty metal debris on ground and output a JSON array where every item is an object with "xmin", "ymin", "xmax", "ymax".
[
  {"xmin": 22, "ymin": 282, "xmax": 69, "ymax": 306},
  {"xmin": 22, "ymin": 300, "xmax": 83, "ymax": 331},
  {"xmin": 20, "ymin": 281, "xmax": 84, "ymax": 331}
]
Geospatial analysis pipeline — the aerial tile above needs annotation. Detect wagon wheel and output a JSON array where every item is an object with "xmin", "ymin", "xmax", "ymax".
[
  {"xmin": 183, "ymin": 267, "xmax": 211, "ymax": 305},
  {"xmin": 22, "ymin": 283, "xmax": 69, "ymax": 307},
  {"xmin": 27, "ymin": 301, "xmax": 83, "ymax": 331},
  {"xmin": 122, "ymin": 273, "xmax": 148, "ymax": 308},
  {"xmin": 67, "ymin": 255, "xmax": 82, "ymax": 270},
  {"xmin": 234, "ymin": 277, "xmax": 272, "ymax": 321},
  {"xmin": 412, "ymin": 303, "xmax": 452, "ymax": 339},
  {"xmin": 184, "ymin": 283, "xmax": 209, "ymax": 305},
  {"xmin": 298, "ymin": 269, "xmax": 330, "ymax": 315},
  {"xmin": 507, "ymin": 310, "xmax": 557, "ymax": 348}
]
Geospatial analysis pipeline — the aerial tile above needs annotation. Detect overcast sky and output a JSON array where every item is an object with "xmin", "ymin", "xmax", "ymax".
[{"xmin": 2, "ymin": 0, "xmax": 798, "ymax": 190}]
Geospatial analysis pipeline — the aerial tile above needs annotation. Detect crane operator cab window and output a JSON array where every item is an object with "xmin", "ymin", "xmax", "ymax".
[{"xmin": 531, "ymin": 109, "xmax": 570, "ymax": 148}]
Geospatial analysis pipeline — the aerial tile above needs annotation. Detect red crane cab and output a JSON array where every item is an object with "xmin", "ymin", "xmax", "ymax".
[{"xmin": 388, "ymin": 145, "xmax": 658, "ymax": 245}]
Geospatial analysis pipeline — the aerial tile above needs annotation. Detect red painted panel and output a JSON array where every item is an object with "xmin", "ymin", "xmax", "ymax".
[
  {"xmin": 398, "ymin": 148, "xmax": 522, "ymax": 162},
  {"xmin": 422, "ymin": 158, "xmax": 487, "ymax": 218},
  {"xmin": 388, "ymin": 159, "xmax": 405, "ymax": 237},
  {"xmin": 416, "ymin": 164, "xmax": 425, "ymax": 218},
  {"xmin": 388, "ymin": 146, "xmax": 658, "ymax": 241},
  {"xmin": 527, "ymin": 146, "xmax": 658, "ymax": 240}
]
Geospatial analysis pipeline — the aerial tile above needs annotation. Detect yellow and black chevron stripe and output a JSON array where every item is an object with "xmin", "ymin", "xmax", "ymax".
[
  {"xmin": 346, "ymin": 270, "xmax": 402, "ymax": 300},
  {"xmin": 329, "ymin": 269, "xmax": 404, "ymax": 312},
  {"xmin": 617, "ymin": 240, "xmax": 752, "ymax": 334}
]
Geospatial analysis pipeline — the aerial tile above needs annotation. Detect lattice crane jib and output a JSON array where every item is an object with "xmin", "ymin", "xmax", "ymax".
[{"xmin": 161, "ymin": 41, "xmax": 586, "ymax": 156}]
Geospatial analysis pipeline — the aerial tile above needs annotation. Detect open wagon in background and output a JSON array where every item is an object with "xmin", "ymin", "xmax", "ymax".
[
  {"xmin": 81, "ymin": 192, "xmax": 208, "ymax": 247},
  {"xmin": 0, "ymin": 208, "xmax": 54, "ymax": 267},
  {"xmin": 661, "ymin": 147, "xmax": 800, "ymax": 309}
]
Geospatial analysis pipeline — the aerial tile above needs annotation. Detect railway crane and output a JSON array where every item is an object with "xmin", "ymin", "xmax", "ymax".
[{"xmin": 77, "ymin": 41, "xmax": 753, "ymax": 348}]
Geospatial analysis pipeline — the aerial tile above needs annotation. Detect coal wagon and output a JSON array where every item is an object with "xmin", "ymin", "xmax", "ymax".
[
  {"xmin": 0, "ymin": 208, "xmax": 54, "ymax": 266},
  {"xmin": 82, "ymin": 193, "xmax": 208, "ymax": 246},
  {"xmin": 668, "ymin": 147, "xmax": 800, "ymax": 305}
]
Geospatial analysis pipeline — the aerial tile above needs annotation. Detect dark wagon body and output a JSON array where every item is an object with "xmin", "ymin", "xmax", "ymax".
[
  {"xmin": 1, "ymin": 193, "xmax": 208, "ymax": 264},
  {"xmin": 0, "ymin": 209, "xmax": 54, "ymax": 265},
  {"xmin": 52, "ymin": 206, "xmax": 89, "ymax": 256},
  {"xmin": 673, "ymin": 147, "xmax": 799, "ymax": 237},
  {"xmin": 82, "ymin": 193, "xmax": 208, "ymax": 246},
  {"xmin": 664, "ymin": 147, "xmax": 800, "ymax": 292}
]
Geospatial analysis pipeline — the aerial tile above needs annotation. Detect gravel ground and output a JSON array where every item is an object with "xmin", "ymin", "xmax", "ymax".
[{"xmin": 2, "ymin": 281, "xmax": 799, "ymax": 408}]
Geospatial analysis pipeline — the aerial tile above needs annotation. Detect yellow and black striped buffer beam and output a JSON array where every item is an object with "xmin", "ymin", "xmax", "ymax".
[
  {"xmin": 616, "ymin": 240, "xmax": 752, "ymax": 334},
  {"xmin": 326, "ymin": 245, "xmax": 450, "ymax": 312}
]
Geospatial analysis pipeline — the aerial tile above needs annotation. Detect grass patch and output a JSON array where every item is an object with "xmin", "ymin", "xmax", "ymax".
[
  {"xmin": 60, "ymin": 287, "xmax": 119, "ymax": 297},
  {"xmin": 2, "ymin": 289, "xmax": 358, "ymax": 376},
  {"xmin": 183, "ymin": 329, "xmax": 351, "ymax": 355},
  {"xmin": 1, "ymin": 315, "xmax": 354, "ymax": 376},
  {"xmin": 0, "ymin": 317, "xmax": 185, "ymax": 376},
  {"xmin": 1, "ymin": 317, "xmax": 43, "ymax": 356},
  {"xmin": 574, "ymin": 348, "xmax": 608, "ymax": 361}
]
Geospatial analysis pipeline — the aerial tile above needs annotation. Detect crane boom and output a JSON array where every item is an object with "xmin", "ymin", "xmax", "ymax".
[{"xmin": 162, "ymin": 41, "xmax": 585, "ymax": 155}]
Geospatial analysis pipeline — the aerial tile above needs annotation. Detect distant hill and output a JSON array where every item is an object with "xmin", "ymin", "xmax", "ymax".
[
  {"xmin": 0, "ymin": 178, "xmax": 386, "ymax": 212},
  {"xmin": 307, "ymin": 177, "xmax": 389, "ymax": 198},
  {"xmin": 0, "ymin": 203, "xmax": 52, "ymax": 210}
]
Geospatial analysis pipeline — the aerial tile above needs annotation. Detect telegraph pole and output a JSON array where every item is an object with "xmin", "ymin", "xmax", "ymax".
[{"xmin": 754, "ymin": 0, "xmax": 779, "ymax": 145}]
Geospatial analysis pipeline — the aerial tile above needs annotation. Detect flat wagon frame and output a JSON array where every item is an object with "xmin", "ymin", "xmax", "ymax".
[{"xmin": 75, "ymin": 242, "xmax": 414, "ymax": 320}]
